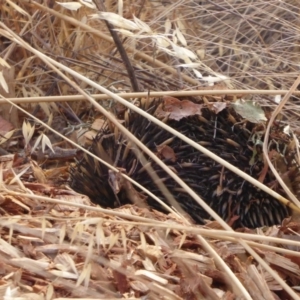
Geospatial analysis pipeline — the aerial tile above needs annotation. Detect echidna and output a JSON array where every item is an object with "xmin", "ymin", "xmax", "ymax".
[{"xmin": 70, "ymin": 98, "xmax": 298, "ymax": 228}]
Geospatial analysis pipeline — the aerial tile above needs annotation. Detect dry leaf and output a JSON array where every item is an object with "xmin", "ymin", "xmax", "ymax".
[
  {"xmin": 91, "ymin": 12, "xmax": 138, "ymax": 30},
  {"xmin": 156, "ymin": 144, "xmax": 176, "ymax": 162},
  {"xmin": 231, "ymin": 100, "xmax": 267, "ymax": 123},
  {"xmin": 0, "ymin": 115, "xmax": 14, "ymax": 135},
  {"xmin": 208, "ymin": 102, "xmax": 228, "ymax": 114},
  {"xmin": 155, "ymin": 96, "xmax": 203, "ymax": 121},
  {"xmin": 56, "ymin": 2, "xmax": 82, "ymax": 11},
  {"xmin": 31, "ymin": 160, "xmax": 47, "ymax": 184}
]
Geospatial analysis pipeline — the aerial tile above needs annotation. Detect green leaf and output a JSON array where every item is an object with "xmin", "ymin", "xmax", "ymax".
[{"xmin": 231, "ymin": 100, "xmax": 267, "ymax": 123}]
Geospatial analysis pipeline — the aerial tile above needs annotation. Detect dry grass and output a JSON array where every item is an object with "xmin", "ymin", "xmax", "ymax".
[
  {"xmin": 1, "ymin": 0, "xmax": 300, "ymax": 299},
  {"xmin": 186, "ymin": 0, "xmax": 300, "ymax": 90}
]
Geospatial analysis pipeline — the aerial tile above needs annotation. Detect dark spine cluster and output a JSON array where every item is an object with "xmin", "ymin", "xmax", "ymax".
[{"xmin": 71, "ymin": 99, "xmax": 292, "ymax": 228}]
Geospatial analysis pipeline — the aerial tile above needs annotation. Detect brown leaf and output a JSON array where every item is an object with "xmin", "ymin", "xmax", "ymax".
[
  {"xmin": 91, "ymin": 118, "xmax": 106, "ymax": 131},
  {"xmin": 207, "ymin": 102, "xmax": 228, "ymax": 114},
  {"xmin": 0, "ymin": 115, "xmax": 14, "ymax": 136},
  {"xmin": 156, "ymin": 144, "xmax": 176, "ymax": 162},
  {"xmin": 112, "ymin": 269, "xmax": 130, "ymax": 294},
  {"xmin": 31, "ymin": 160, "xmax": 47, "ymax": 184},
  {"xmin": 155, "ymin": 96, "xmax": 203, "ymax": 121}
]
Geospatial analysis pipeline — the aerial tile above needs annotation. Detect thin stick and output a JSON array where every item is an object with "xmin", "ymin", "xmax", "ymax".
[
  {"xmin": 3, "ymin": 89, "xmax": 300, "ymax": 104},
  {"xmin": 94, "ymin": 0, "xmax": 140, "ymax": 92},
  {"xmin": 263, "ymin": 74, "xmax": 300, "ymax": 207}
]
